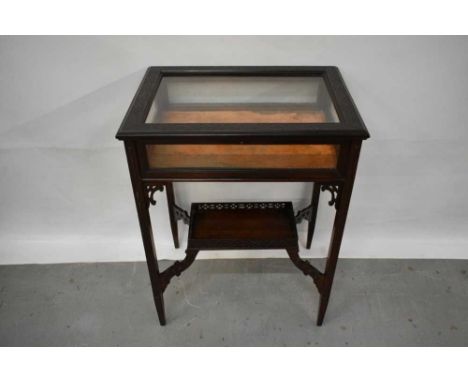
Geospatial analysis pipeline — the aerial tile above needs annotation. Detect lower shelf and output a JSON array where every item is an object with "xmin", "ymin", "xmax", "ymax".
[{"xmin": 187, "ymin": 202, "xmax": 298, "ymax": 250}]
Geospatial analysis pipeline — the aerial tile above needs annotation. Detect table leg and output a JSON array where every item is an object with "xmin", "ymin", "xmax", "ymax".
[
  {"xmin": 165, "ymin": 182, "xmax": 180, "ymax": 249},
  {"xmin": 316, "ymin": 141, "xmax": 362, "ymax": 326},
  {"xmin": 306, "ymin": 182, "xmax": 321, "ymax": 249},
  {"xmin": 136, "ymin": 189, "xmax": 166, "ymax": 326},
  {"xmin": 125, "ymin": 141, "xmax": 166, "ymax": 326}
]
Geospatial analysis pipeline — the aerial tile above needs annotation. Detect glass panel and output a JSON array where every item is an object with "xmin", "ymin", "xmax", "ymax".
[
  {"xmin": 146, "ymin": 144, "xmax": 339, "ymax": 169},
  {"xmin": 145, "ymin": 76, "xmax": 339, "ymax": 124}
]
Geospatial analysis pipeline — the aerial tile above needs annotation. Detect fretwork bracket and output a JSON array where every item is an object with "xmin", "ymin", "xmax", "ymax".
[
  {"xmin": 173, "ymin": 204, "xmax": 190, "ymax": 225},
  {"xmin": 146, "ymin": 184, "xmax": 164, "ymax": 208},
  {"xmin": 295, "ymin": 205, "xmax": 313, "ymax": 224},
  {"xmin": 320, "ymin": 184, "xmax": 342, "ymax": 210},
  {"xmin": 295, "ymin": 182, "xmax": 342, "ymax": 224},
  {"xmin": 145, "ymin": 183, "xmax": 190, "ymax": 224}
]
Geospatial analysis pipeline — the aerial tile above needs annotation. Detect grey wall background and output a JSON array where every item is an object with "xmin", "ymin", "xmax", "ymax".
[{"xmin": 1, "ymin": 36, "xmax": 467, "ymax": 264}]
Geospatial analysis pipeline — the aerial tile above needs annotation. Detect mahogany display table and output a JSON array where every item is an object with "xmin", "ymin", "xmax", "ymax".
[{"xmin": 115, "ymin": 66, "xmax": 370, "ymax": 326}]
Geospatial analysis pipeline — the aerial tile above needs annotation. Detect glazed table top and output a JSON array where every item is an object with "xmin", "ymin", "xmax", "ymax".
[{"xmin": 115, "ymin": 66, "xmax": 369, "ymax": 141}]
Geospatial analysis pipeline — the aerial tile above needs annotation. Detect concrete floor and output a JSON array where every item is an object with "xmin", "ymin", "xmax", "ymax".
[{"xmin": 0, "ymin": 259, "xmax": 467, "ymax": 346}]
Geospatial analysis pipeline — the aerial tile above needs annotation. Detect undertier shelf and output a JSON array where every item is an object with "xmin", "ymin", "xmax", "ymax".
[{"xmin": 187, "ymin": 202, "xmax": 298, "ymax": 250}]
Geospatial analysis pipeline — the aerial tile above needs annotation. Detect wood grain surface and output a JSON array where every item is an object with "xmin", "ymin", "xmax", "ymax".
[
  {"xmin": 159, "ymin": 109, "xmax": 327, "ymax": 123},
  {"xmin": 146, "ymin": 144, "xmax": 338, "ymax": 169}
]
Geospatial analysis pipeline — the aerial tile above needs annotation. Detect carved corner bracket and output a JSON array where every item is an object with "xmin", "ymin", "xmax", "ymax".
[
  {"xmin": 146, "ymin": 184, "xmax": 164, "ymax": 208},
  {"xmin": 320, "ymin": 184, "xmax": 341, "ymax": 209}
]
